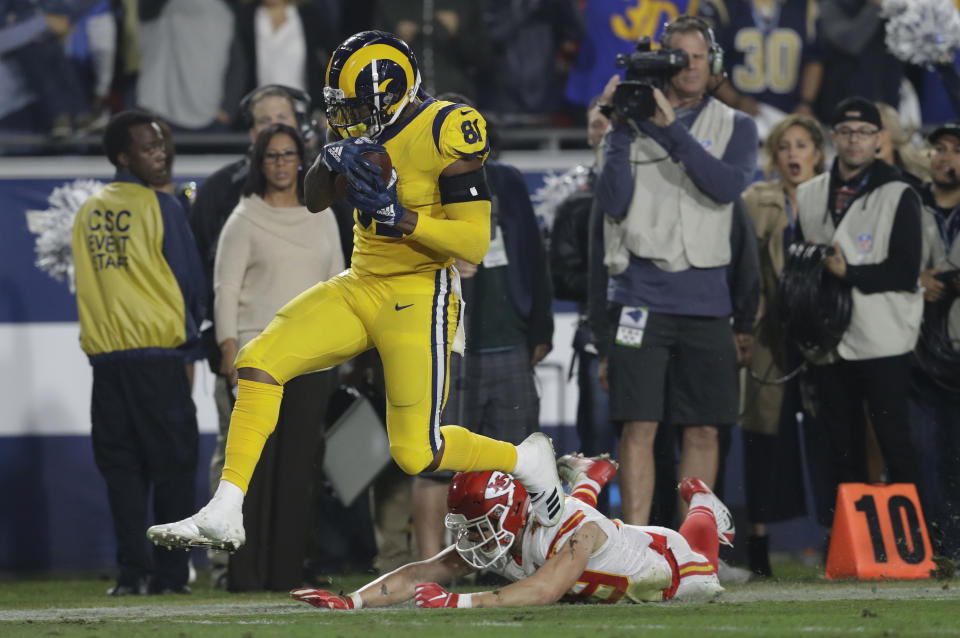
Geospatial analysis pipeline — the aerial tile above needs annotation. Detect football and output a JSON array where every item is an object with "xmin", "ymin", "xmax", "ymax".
[{"xmin": 334, "ymin": 150, "xmax": 393, "ymax": 200}]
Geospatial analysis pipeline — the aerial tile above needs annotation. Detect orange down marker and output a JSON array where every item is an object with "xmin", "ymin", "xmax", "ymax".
[{"xmin": 825, "ymin": 483, "xmax": 935, "ymax": 580}]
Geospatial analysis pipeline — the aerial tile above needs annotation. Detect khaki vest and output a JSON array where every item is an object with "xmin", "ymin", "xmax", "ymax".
[
  {"xmin": 797, "ymin": 172, "xmax": 922, "ymax": 360},
  {"xmin": 603, "ymin": 98, "xmax": 735, "ymax": 274},
  {"xmin": 920, "ymin": 204, "xmax": 960, "ymax": 342}
]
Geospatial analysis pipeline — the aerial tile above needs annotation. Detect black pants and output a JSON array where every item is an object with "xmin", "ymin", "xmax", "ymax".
[
  {"xmin": 743, "ymin": 376, "xmax": 808, "ymax": 524},
  {"xmin": 810, "ymin": 354, "xmax": 923, "ymax": 522},
  {"xmin": 228, "ymin": 370, "xmax": 334, "ymax": 591},
  {"xmin": 909, "ymin": 371, "xmax": 960, "ymax": 560},
  {"xmin": 91, "ymin": 357, "xmax": 198, "ymax": 591},
  {"xmin": 575, "ymin": 346, "xmax": 617, "ymax": 515}
]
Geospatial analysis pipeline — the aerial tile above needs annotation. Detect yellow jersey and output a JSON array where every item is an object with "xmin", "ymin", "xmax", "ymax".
[
  {"xmin": 72, "ymin": 174, "xmax": 206, "ymax": 360},
  {"xmin": 350, "ymin": 98, "xmax": 490, "ymax": 277}
]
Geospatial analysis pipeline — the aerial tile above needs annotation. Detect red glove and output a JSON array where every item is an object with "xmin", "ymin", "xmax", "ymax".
[
  {"xmin": 415, "ymin": 582, "xmax": 469, "ymax": 608},
  {"xmin": 290, "ymin": 588, "xmax": 355, "ymax": 610}
]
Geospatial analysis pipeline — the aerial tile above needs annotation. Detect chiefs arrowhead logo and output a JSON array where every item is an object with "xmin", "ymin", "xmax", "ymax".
[{"xmin": 485, "ymin": 471, "xmax": 516, "ymax": 501}]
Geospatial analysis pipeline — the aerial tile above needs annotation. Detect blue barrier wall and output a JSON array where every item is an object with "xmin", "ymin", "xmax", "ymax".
[{"xmin": 0, "ymin": 155, "xmax": 824, "ymax": 573}]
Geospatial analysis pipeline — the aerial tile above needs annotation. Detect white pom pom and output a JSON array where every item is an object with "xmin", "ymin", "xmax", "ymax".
[
  {"xmin": 25, "ymin": 179, "xmax": 105, "ymax": 293},
  {"xmin": 531, "ymin": 164, "xmax": 592, "ymax": 233},
  {"xmin": 883, "ymin": 0, "xmax": 960, "ymax": 66}
]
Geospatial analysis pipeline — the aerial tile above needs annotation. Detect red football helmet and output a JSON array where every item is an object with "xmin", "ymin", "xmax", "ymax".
[{"xmin": 444, "ymin": 470, "xmax": 530, "ymax": 569}]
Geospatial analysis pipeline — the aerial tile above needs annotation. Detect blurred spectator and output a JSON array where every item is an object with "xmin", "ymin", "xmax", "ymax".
[
  {"xmin": 699, "ymin": 0, "xmax": 823, "ymax": 139},
  {"xmin": 741, "ymin": 113, "xmax": 825, "ymax": 577},
  {"xmin": 591, "ymin": 16, "xmax": 758, "ymax": 525},
  {"xmin": 224, "ymin": 0, "xmax": 338, "ymax": 126},
  {"xmin": 151, "ymin": 117, "xmax": 204, "ymax": 384},
  {"xmin": 152, "ymin": 117, "xmax": 198, "ymax": 214},
  {"xmin": 63, "ymin": 0, "xmax": 115, "ymax": 131},
  {"xmin": 191, "ymin": 86, "xmax": 299, "ymax": 378},
  {"xmin": 816, "ymin": 0, "xmax": 904, "ymax": 123},
  {"xmin": 796, "ymin": 97, "xmax": 924, "ymax": 523},
  {"xmin": 479, "ymin": 0, "xmax": 585, "ymax": 121},
  {"xmin": 550, "ymin": 96, "xmax": 618, "ymax": 513},
  {"xmin": 136, "ymin": 0, "xmax": 234, "ymax": 131},
  {"xmin": 0, "ymin": 0, "xmax": 93, "ymax": 136},
  {"xmin": 914, "ymin": 121, "xmax": 960, "ymax": 563},
  {"xmin": 565, "ymin": 0, "xmax": 695, "ymax": 108},
  {"xmin": 187, "ymin": 86, "xmax": 301, "ymax": 587},
  {"xmin": 411, "ymin": 93, "xmax": 554, "ymax": 559},
  {"xmin": 922, "ymin": 52, "xmax": 960, "ymax": 124},
  {"xmin": 875, "ymin": 102, "xmax": 930, "ymax": 189},
  {"xmin": 215, "ymin": 123, "xmax": 343, "ymax": 590},
  {"xmin": 71, "ymin": 110, "xmax": 205, "ymax": 595},
  {"xmin": 375, "ymin": 0, "xmax": 491, "ymax": 102},
  {"xmin": 337, "ymin": 0, "xmax": 374, "ymax": 42}
]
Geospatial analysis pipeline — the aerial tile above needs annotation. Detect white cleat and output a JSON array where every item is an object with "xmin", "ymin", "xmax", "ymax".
[
  {"xmin": 679, "ymin": 476, "xmax": 735, "ymax": 547},
  {"xmin": 147, "ymin": 488, "xmax": 245, "ymax": 553},
  {"xmin": 512, "ymin": 432, "xmax": 564, "ymax": 526},
  {"xmin": 557, "ymin": 452, "xmax": 619, "ymax": 489}
]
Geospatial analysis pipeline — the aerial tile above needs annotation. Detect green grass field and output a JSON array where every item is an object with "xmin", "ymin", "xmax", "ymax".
[{"xmin": 2, "ymin": 563, "xmax": 959, "ymax": 638}]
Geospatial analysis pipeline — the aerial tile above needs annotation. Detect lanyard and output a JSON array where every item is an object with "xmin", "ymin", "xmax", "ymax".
[
  {"xmin": 831, "ymin": 170, "xmax": 872, "ymax": 227},
  {"xmin": 935, "ymin": 206, "xmax": 960, "ymax": 254},
  {"xmin": 783, "ymin": 189, "xmax": 796, "ymax": 229},
  {"xmin": 783, "ymin": 189, "xmax": 797, "ymax": 248}
]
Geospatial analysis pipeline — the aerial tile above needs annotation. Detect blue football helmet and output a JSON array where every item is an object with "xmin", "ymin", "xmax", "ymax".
[{"xmin": 324, "ymin": 30, "xmax": 422, "ymax": 140}]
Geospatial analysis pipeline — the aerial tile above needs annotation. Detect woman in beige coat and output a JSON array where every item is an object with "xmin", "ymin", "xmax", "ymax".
[
  {"xmin": 741, "ymin": 114, "xmax": 825, "ymax": 577},
  {"xmin": 214, "ymin": 123, "xmax": 344, "ymax": 591}
]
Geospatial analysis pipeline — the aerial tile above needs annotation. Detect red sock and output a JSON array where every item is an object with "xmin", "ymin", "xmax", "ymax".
[
  {"xmin": 571, "ymin": 480, "xmax": 600, "ymax": 508},
  {"xmin": 678, "ymin": 506, "xmax": 719, "ymax": 568}
]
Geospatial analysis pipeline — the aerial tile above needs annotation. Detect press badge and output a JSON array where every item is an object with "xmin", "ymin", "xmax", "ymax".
[
  {"xmin": 615, "ymin": 306, "xmax": 649, "ymax": 347},
  {"xmin": 483, "ymin": 226, "xmax": 509, "ymax": 268}
]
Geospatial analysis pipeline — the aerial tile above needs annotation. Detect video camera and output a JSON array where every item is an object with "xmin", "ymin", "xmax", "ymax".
[{"xmin": 611, "ymin": 37, "xmax": 688, "ymax": 122}]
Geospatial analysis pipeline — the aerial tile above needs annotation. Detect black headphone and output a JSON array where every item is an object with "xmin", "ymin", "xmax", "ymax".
[
  {"xmin": 659, "ymin": 15, "xmax": 724, "ymax": 76},
  {"xmin": 238, "ymin": 84, "xmax": 318, "ymax": 142}
]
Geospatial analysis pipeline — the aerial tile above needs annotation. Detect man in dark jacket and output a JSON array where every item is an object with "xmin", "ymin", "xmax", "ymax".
[
  {"xmin": 73, "ymin": 111, "xmax": 206, "ymax": 595},
  {"xmin": 549, "ymin": 98, "xmax": 617, "ymax": 512}
]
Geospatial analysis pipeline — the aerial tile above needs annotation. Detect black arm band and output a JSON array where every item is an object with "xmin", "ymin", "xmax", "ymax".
[{"xmin": 439, "ymin": 169, "xmax": 491, "ymax": 205}]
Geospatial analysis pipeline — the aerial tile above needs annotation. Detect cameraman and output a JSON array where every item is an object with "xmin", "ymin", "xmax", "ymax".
[{"xmin": 593, "ymin": 15, "xmax": 758, "ymax": 526}]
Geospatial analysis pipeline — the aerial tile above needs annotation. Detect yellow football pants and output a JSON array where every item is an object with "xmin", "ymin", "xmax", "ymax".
[{"xmin": 226, "ymin": 267, "xmax": 514, "ymax": 481}]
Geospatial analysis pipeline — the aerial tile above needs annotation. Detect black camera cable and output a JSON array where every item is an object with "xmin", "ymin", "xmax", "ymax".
[
  {"xmin": 779, "ymin": 242, "xmax": 853, "ymax": 360},
  {"xmin": 914, "ymin": 275, "xmax": 960, "ymax": 393}
]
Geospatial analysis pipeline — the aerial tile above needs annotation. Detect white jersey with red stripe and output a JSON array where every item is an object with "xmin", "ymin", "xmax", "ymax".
[{"xmin": 490, "ymin": 497, "xmax": 722, "ymax": 604}]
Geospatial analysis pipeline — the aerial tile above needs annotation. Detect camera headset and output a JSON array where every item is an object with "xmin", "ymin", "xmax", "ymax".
[
  {"xmin": 658, "ymin": 15, "xmax": 725, "ymax": 78},
  {"xmin": 238, "ymin": 84, "xmax": 319, "ymax": 143}
]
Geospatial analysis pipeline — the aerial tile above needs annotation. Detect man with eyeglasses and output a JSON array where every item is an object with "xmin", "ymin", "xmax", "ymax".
[{"xmin": 794, "ymin": 96, "xmax": 924, "ymax": 525}]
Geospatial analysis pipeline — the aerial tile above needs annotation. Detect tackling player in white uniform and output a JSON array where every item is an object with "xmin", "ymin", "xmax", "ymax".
[{"xmin": 291, "ymin": 455, "xmax": 733, "ymax": 609}]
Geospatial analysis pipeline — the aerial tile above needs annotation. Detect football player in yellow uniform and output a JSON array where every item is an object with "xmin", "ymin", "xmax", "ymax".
[{"xmin": 148, "ymin": 31, "xmax": 564, "ymax": 552}]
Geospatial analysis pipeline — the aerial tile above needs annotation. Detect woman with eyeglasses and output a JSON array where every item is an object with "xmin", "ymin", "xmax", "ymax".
[
  {"xmin": 740, "ymin": 113, "xmax": 826, "ymax": 578},
  {"xmin": 213, "ymin": 122, "xmax": 344, "ymax": 591}
]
